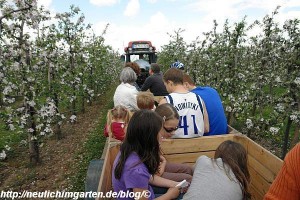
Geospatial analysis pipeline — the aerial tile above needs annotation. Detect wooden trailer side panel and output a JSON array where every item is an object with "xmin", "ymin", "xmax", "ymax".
[
  {"xmin": 161, "ymin": 134, "xmax": 235, "ymax": 155},
  {"xmin": 97, "ymin": 142, "xmax": 120, "ymax": 200},
  {"xmin": 233, "ymin": 135, "xmax": 283, "ymax": 200}
]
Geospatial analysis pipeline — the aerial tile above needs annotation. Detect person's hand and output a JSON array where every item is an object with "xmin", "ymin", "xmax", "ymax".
[
  {"xmin": 166, "ymin": 187, "xmax": 181, "ymax": 199},
  {"xmin": 159, "ymin": 155, "xmax": 167, "ymax": 163},
  {"xmin": 176, "ymin": 180, "xmax": 190, "ymax": 193}
]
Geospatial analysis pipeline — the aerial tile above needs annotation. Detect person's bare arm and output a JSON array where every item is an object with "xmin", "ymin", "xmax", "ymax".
[
  {"xmin": 149, "ymin": 175, "xmax": 178, "ymax": 188},
  {"xmin": 156, "ymin": 155, "xmax": 167, "ymax": 176},
  {"xmin": 202, "ymin": 101, "xmax": 210, "ymax": 133},
  {"xmin": 159, "ymin": 98, "xmax": 167, "ymax": 105}
]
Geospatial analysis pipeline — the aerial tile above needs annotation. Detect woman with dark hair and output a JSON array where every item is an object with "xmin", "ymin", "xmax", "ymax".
[
  {"xmin": 183, "ymin": 140, "xmax": 251, "ymax": 200},
  {"xmin": 112, "ymin": 110, "xmax": 180, "ymax": 200},
  {"xmin": 125, "ymin": 62, "xmax": 141, "ymax": 90}
]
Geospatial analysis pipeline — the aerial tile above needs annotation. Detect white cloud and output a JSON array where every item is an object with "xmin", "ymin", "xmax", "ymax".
[
  {"xmin": 190, "ymin": 0, "xmax": 300, "ymax": 20},
  {"xmin": 92, "ymin": 11, "xmax": 203, "ymax": 54},
  {"xmin": 92, "ymin": 0, "xmax": 300, "ymax": 54},
  {"xmin": 189, "ymin": 0, "xmax": 241, "ymax": 24},
  {"xmin": 124, "ymin": 0, "xmax": 140, "ymax": 17},
  {"xmin": 93, "ymin": 12, "xmax": 175, "ymax": 53},
  {"xmin": 90, "ymin": 0, "xmax": 119, "ymax": 7},
  {"xmin": 147, "ymin": 0, "xmax": 158, "ymax": 3},
  {"xmin": 37, "ymin": 0, "xmax": 52, "ymax": 9}
]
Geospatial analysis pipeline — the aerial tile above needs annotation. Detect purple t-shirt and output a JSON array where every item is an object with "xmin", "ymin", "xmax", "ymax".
[{"xmin": 112, "ymin": 152, "xmax": 155, "ymax": 200}]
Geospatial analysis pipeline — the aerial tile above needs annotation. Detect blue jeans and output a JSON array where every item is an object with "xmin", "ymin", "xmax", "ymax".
[{"xmin": 153, "ymin": 186, "xmax": 184, "ymax": 200}]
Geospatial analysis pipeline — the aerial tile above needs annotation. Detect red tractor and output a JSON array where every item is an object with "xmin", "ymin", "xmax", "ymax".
[{"xmin": 122, "ymin": 41, "xmax": 158, "ymax": 87}]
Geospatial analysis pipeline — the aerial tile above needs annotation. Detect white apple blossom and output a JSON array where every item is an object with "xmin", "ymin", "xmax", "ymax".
[
  {"xmin": 36, "ymin": 124, "xmax": 44, "ymax": 131},
  {"xmin": 269, "ymin": 127, "xmax": 279, "ymax": 135},
  {"xmin": 5, "ymin": 145, "xmax": 11, "ymax": 151},
  {"xmin": 0, "ymin": 150, "xmax": 6, "ymax": 160},
  {"xmin": 30, "ymin": 136, "xmax": 38, "ymax": 141},
  {"xmin": 20, "ymin": 140, "xmax": 27, "ymax": 145},
  {"xmin": 294, "ymin": 77, "xmax": 300, "ymax": 85},
  {"xmin": 27, "ymin": 77, "xmax": 35, "ymax": 82},
  {"xmin": 8, "ymin": 124, "xmax": 16, "ymax": 131},
  {"xmin": 27, "ymin": 100, "xmax": 36, "ymax": 107},
  {"xmin": 3, "ymin": 85, "xmax": 13, "ymax": 95},
  {"xmin": 246, "ymin": 119, "xmax": 253, "ymax": 129},
  {"xmin": 70, "ymin": 115, "xmax": 77, "ymax": 123},
  {"xmin": 275, "ymin": 77, "xmax": 281, "ymax": 83},
  {"xmin": 275, "ymin": 104, "xmax": 285, "ymax": 113},
  {"xmin": 225, "ymin": 106, "xmax": 232, "ymax": 112},
  {"xmin": 237, "ymin": 73, "xmax": 245, "ymax": 79},
  {"xmin": 28, "ymin": 128, "xmax": 34, "ymax": 133}
]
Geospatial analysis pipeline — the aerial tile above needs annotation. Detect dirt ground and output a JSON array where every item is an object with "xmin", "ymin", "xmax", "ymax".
[{"xmin": 0, "ymin": 100, "xmax": 105, "ymax": 193}]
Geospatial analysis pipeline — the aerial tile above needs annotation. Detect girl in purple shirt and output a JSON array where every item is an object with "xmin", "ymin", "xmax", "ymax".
[{"xmin": 112, "ymin": 110, "xmax": 180, "ymax": 200}]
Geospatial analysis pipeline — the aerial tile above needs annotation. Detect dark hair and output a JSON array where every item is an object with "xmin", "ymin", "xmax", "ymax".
[
  {"xmin": 151, "ymin": 63, "xmax": 160, "ymax": 73},
  {"xmin": 214, "ymin": 140, "xmax": 251, "ymax": 200},
  {"xmin": 125, "ymin": 62, "xmax": 141, "ymax": 75},
  {"xmin": 163, "ymin": 68, "xmax": 183, "ymax": 85},
  {"xmin": 155, "ymin": 103, "xmax": 179, "ymax": 121},
  {"xmin": 114, "ymin": 110, "xmax": 162, "ymax": 179}
]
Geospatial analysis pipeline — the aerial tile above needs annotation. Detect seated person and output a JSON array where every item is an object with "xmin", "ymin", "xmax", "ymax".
[
  {"xmin": 183, "ymin": 140, "xmax": 251, "ymax": 200},
  {"xmin": 155, "ymin": 103, "xmax": 194, "ymax": 183},
  {"xmin": 113, "ymin": 67, "xmax": 139, "ymax": 111},
  {"xmin": 103, "ymin": 105, "xmax": 131, "ymax": 141},
  {"xmin": 264, "ymin": 143, "xmax": 300, "ymax": 200},
  {"xmin": 183, "ymin": 73, "xmax": 228, "ymax": 135},
  {"xmin": 112, "ymin": 110, "xmax": 181, "ymax": 199},
  {"xmin": 137, "ymin": 91, "xmax": 155, "ymax": 110},
  {"xmin": 124, "ymin": 62, "xmax": 141, "ymax": 91},
  {"xmin": 141, "ymin": 63, "xmax": 169, "ymax": 96},
  {"xmin": 159, "ymin": 68, "xmax": 210, "ymax": 138}
]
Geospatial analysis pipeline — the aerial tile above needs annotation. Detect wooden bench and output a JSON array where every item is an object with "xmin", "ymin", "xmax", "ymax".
[{"xmin": 96, "ymin": 129, "xmax": 283, "ymax": 200}]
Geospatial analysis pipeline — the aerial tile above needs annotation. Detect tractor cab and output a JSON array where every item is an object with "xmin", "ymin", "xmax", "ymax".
[{"xmin": 123, "ymin": 41, "xmax": 157, "ymax": 87}]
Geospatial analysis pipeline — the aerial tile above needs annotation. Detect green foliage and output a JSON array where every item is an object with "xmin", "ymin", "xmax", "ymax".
[{"xmin": 158, "ymin": 8, "xmax": 300, "ymax": 156}]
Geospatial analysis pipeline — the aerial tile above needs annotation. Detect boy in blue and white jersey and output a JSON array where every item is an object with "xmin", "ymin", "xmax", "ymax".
[{"xmin": 159, "ymin": 68, "xmax": 209, "ymax": 138}]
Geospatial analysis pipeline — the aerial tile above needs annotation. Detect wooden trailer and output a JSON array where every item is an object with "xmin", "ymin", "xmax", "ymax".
[{"xmin": 87, "ymin": 127, "xmax": 283, "ymax": 200}]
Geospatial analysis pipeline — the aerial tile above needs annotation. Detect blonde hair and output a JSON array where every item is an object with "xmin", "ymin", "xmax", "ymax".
[
  {"xmin": 106, "ymin": 105, "xmax": 131, "ymax": 137},
  {"xmin": 136, "ymin": 92, "xmax": 155, "ymax": 110}
]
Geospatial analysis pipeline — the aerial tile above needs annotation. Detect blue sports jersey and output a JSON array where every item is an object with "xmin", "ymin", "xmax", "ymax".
[{"xmin": 191, "ymin": 87, "xmax": 228, "ymax": 135}]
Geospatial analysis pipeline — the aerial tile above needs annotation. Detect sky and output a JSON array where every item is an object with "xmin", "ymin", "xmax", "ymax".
[{"xmin": 38, "ymin": 0, "xmax": 300, "ymax": 54}]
